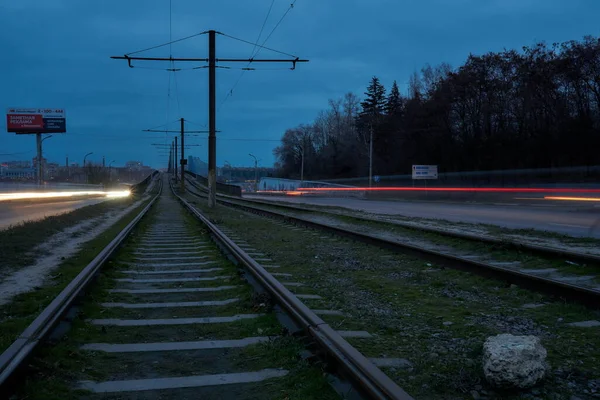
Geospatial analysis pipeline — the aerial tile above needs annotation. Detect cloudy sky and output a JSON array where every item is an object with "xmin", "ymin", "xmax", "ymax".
[{"xmin": 1, "ymin": 0, "xmax": 599, "ymax": 169}]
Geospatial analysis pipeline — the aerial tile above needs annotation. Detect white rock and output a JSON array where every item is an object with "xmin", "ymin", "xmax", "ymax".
[{"xmin": 482, "ymin": 334, "xmax": 547, "ymax": 389}]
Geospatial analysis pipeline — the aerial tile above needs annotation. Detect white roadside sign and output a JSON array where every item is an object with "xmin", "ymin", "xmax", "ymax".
[{"xmin": 412, "ymin": 165, "xmax": 438, "ymax": 179}]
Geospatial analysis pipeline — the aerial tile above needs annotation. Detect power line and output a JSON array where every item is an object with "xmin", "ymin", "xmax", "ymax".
[
  {"xmin": 217, "ymin": 32, "xmax": 297, "ymax": 59},
  {"xmin": 217, "ymin": 0, "xmax": 300, "ymax": 111},
  {"xmin": 0, "ymin": 150, "xmax": 34, "ymax": 157},
  {"xmin": 252, "ymin": 0, "xmax": 275, "ymax": 55},
  {"xmin": 254, "ymin": 0, "xmax": 299, "ymax": 58},
  {"xmin": 125, "ymin": 30, "xmax": 208, "ymax": 56}
]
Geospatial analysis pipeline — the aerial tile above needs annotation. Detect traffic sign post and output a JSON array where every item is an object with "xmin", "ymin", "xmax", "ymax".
[{"xmin": 412, "ymin": 165, "xmax": 438, "ymax": 180}]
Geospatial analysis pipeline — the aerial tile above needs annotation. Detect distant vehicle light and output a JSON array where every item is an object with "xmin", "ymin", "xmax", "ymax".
[
  {"xmin": 295, "ymin": 187, "xmax": 600, "ymax": 193},
  {"xmin": 544, "ymin": 196, "xmax": 600, "ymax": 202},
  {"xmin": 0, "ymin": 190, "xmax": 131, "ymax": 202}
]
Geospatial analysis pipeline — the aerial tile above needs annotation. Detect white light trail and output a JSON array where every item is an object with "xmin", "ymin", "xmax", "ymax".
[{"xmin": 0, "ymin": 190, "xmax": 131, "ymax": 202}]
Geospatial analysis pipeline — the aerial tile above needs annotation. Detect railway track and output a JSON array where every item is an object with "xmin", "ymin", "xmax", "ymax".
[
  {"xmin": 1, "ymin": 175, "xmax": 412, "ymax": 400},
  {"xmin": 183, "ymin": 177, "xmax": 600, "ymax": 308}
]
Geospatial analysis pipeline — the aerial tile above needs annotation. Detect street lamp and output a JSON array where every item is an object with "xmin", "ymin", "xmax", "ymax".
[
  {"xmin": 37, "ymin": 134, "xmax": 53, "ymax": 184},
  {"xmin": 108, "ymin": 160, "xmax": 115, "ymax": 184},
  {"xmin": 83, "ymin": 152, "xmax": 93, "ymax": 184},
  {"xmin": 249, "ymin": 153, "xmax": 258, "ymax": 192}
]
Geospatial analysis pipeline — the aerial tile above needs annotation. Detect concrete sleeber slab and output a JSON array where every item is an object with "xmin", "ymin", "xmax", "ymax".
[
  {"xmin": 109, "ymin": 286, "xmax": 238, "ymax": 294},
  {"xmin": 553, "ymin": 275, "xmax": 596, "ymax": 283},
  {"xmin": 115, "ymin": 276, "xmax": 228, "ymax": 283},
  {"xmin": 262, "ymin": 265, "xmax": 281, "ymax": 269},
  {"xmin": 90, "ymin": 314, "xmax": 263, "ymax": 326},
  {"xmin": 246, "ymin": 253, "xmax": 266, "ymax": 257},
  {"xmin": 119, "ymin": 268, "xmax": 223, "ymax": 275},
  {"xmin": 121, "ymin": 262, "xmax": 218, "ymax": 269},
  {"xmin": 337, "ymin": 331, "xmax": 373, "ymax": 338},
  {"xmin": 140, "ymin": 239, "xmax": 206, "ymax": 244},
  {"xmin": 81, "ymin": 337, "xmax": 271, "ymax": 353},
  {"xmin": 133, "ymin": 256, "xmax": 211, "ymax": 262},
  {"xmin": 101, "ymin": 299, "xmax": 240, "ymax": 309},
  {"xmin": 370, "ymin": 358, "xmax": 413, "ymax": 369},
  {"xmin": 142, "ymin": 235, "xmax": 191, "ymax": 239},
  {"xmin": 519, "ymin": 268, "xmax": 558, "ymax": 275},
  {"xmin": 568, "ymin": 320, "xmax": 600, "ymax": 328},
  {"xmin": 295, "ymin": 294, "xmax": 322, "ymax": 299},
  {"xmin": 135, "ymin": 247, "xmax": 210, "ymax": 252},
  {"xmin": 490, "ymin": 261, "xmax": 522, "ymax": 267},
  {"xmin": 254, "ymin": 258, "xmax": 273, "ymax": 262},
  {"xmin": 270, "ymin": 273, "xmax": 293, "ymax": 278},
  {"xmin": 521, "ymin": 303, "xmax": 546, "ymax": 309},
  {"xmin": 78, "ymin": 369, "xmax": 289, "ymax": 393},
  {"xmin": 312, "ymin": 310, "xmax": 344, "ymax": 316},
  {"xmin": 282, "ymin": 282, "xmax": 304, "ymax": 287},
  {"xmin": 132, "ymin": 251, "xmax": 213, "ymax": 257}
]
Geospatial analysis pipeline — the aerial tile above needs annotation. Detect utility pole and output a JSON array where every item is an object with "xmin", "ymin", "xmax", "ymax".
[
  {"xmin": 83, "ymin": 152, "xmax": 93, "ymax": 184},
  {"xmin": 180, "ymin": 117, "xmax": 185, "ymax": 191},
  {"xmin": 369, "ymin": 124, "xmax": 373, "ymax": 188},
  {"xmin": 300, "ymin": 141, "xmax": 305, "ymax": 184},
  {"xmin": 174, "ymin": 136, "xmax": 178, "ymax": 181},
  {"xmin": 36, "ymin": 134, "xmax": 42, "ymax": 186},
  {"xmin": 249, "ymin": 153, "xmax": 258, "ymax": 192},
  {"xmin": 208, "ymin": 30, "xmax": 217, "ymax": 207},
  {"xmin": 112, "ymin": 29, "xmax": 308, "ymax": 208}
]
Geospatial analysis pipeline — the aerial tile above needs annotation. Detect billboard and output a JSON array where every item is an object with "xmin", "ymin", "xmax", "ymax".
[
  {"xmin": 6, "ymin": 108, "xmax": 66, "ymax": 134},
  {"xmin": 412, "ymin": 165, "xmax": 438, "ymax": 179}
]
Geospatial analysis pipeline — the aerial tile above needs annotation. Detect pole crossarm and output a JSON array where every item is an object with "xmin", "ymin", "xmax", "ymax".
[
  {"xmin": 143, "ymin": 129, "xmax": 212, "ymax": 133},
  {"xmin": 111, "ymin": 56, "xmax": 307, "ymax": 69}
]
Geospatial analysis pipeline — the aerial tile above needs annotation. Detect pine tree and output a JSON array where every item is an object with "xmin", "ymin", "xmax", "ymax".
[
  {"xmin": 360, "ymin": 76, "xmax": 386, "ymax": 118},
  {"xmin": 385, "ymin": 80, "xmax": 402, "ymax": 116}
]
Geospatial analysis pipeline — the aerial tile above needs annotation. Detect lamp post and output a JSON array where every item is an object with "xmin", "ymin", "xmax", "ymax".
[
  {"xmin": 37, "ymin": 134, "xmax": 53, "ymax": 185},
  {"xmin": 249, "ymin": 153, "xmax": 258, "ymax": 192},
  {"xmin": 83, "ymin": 152, "xmax": 93, "ymax": 184},
  {"xmin": 108, "ymin": 160, "xmax": 115, "ymax": 184}
]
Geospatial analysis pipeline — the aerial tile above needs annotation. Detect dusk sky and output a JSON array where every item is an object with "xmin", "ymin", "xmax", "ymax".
[{"xmin": 2, "ymin": 0, "xmax": 599, "ymax": 169}]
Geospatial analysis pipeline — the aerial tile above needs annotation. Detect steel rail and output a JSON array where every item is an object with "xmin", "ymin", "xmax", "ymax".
[
  {"xmin": 182, "ymin": 172, "xmax": 600, "ymax": 265},
  {"xmin": 170, "ymin": 179, "xmax": 413, "ymax": 400},
  {"xmin": 0, "ymin": 175, "xmax": 163, "ymax": 389},
  {"xmin": 183, "ymin": 179, "xmax": 600, "ymax": 309}
]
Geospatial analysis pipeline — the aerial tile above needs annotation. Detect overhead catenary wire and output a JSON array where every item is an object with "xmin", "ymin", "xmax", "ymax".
[
  {"xmin": 217, "ymin": 32, "xmax": 297, "ymax": 59},
  {"xmin": 251, "ymin": 0, "xmax": 275, "ymax": 55},
  {"xmin": 217, "ymin": 0, "xmax": 300, "ymax": 111},
  {"xmin": 124, "ymin": 30, "xmax": 208, "ymax": 56}
]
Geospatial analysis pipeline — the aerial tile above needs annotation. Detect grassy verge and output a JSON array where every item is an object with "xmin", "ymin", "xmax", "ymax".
[
  {"xmin": 0, "ymin": 191, "xmax": 155, "ymax": 354},
  {"xmin": 11, "ymin": 192, "xmax": 339, "ymax": 400},
  {"xmin": 0, "ymin": 192, "xmax": 149, "ymax": 276},
  {"xmin": 189, "ymin": 194, "xmax": 600, "ymax": 400}
]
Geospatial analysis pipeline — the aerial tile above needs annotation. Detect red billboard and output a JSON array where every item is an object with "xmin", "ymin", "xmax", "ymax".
[{"xmin": 6, "ymin": 108, "xmax": 66, "ymax": 134}]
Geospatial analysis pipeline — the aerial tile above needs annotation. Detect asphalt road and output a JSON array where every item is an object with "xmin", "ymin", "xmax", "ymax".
[
  {"xmin": 0, "ymin": 198, "xmax": 108, "ymax": 231},
  {"xmin": 246, "ymin": 195, "xmax": 600, "ymax": 238}
]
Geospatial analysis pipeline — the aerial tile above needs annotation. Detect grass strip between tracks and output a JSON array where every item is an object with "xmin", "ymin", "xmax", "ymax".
[
  {"xmin": 219, "ymin": 196, "xmax": 600, "ymax": 286},
  {"xmin": 10, "ymin": 195, "xmax": 339, "ymax": 400},
  {"xmin": 187, "ymin": 194, "xmax": 600, "ymax": 400}
]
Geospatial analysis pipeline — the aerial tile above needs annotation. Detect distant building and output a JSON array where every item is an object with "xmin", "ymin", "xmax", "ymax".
[
  {"xmin": 1, "ymin": 167, "xmax": 35, "ymax": 179},
  {"xmin": 5, "ymin": 160, "xmax": 31, "ymax": 169},
  {"xmin": 125, "ymin": 161, "xmax": 144, "ymax": 171}
]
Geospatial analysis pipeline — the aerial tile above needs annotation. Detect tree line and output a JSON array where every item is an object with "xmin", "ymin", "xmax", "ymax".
[{"xmin": 273, "ymin": 36, "xmax": 600, "ymax": 180}]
